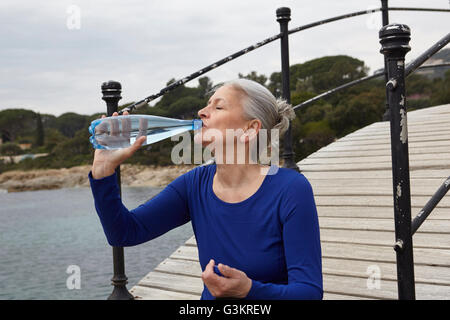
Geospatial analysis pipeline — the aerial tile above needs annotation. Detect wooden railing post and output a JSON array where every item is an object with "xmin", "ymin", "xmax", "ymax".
[
  {"xmin": 101, "ymin": 80, "xmax": 134, "ymax": 300},
  {"xmin": 379, "ymin": 24, "xmax": 415, "ymax": 300}
]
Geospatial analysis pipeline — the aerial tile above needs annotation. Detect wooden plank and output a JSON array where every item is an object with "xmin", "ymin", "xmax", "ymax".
[
  {"xmin": 320, "ymin": 140, "xmax": 450, "ymax": 152},
  {"xmin": 311, "ymin": 187, "xmax": 447, "ymax": 197},
  {"xmin": 321, "ymin": 242, "xmax": 450, "ymax": 267},
  {"xmin": 331, "ymin": 135, "xmax": 450, "ymax": 147},
  {"xmin": 300, "ymin": 153, "xmax": 450, "ymax": 165},
  {"xmin": 368, "ymin": 117, "xmax": 450, "ymax": 127},
  {"xmin": 155, "ymin": 258, "xmax": 202, "ymax": 277},
  {"xmin": 309, "ymin": 177, "xmax": 445, "ymax": 187},
  {"xmin": 344, "ymin": 125, "xmax": 450, "ymax": 137},
  {"xmin": 320, "ymin": 229, "xmax": 450, "ymax": 249},
  {"xmin": 306, "ymin": 146, "xmax": 450, "ymax": 158},
  {"xmin": 318, "ymin": 217, "xmax": 450, "ymax": 234},
  {"xmin": 137, "ymin": 271, "xmax": 204, "ymax": 295},
  {"xmin": 323, "ymin": 292, "xmax": 372, "ymax": 300},
  {"xmin": 407, "ymin": 104, "xmax": 450, "ymax": 115},
  {"xmin": 314, "ymin": 194, "xmax": 450, "ymax": 208},
  {"xmin": 130, "ymin": 285, "xmax": 200, "ymax": 300},
  {"xmin": 169, "ymin": 243, "xmax": 450, "ymax": 267},
  {"xmin": 154, "ymin": 256, "xmax": 450, "ymax": 286},
  {"xmin": 315, "ymin": 205, "xmax": 450, "ymax": 220},
  {"xmin": 369, "ymin": 116, "xmax": 450, "ymax": 127},
  {"xmin": 340, "ymin": 128, "xmax": 450, "ymax": 141},
  {"xmin": 170, "ymin": 245, "xmax": 200, "ymax": 261},
  {"xmin": 185, "ymin": 226, "xmax": 450, "ymax": 249},
  {"xmin": 181, "ymin": 230, "xmax": 450, "ymax": 248},
  {"xmin": 185, "ymin": 236, "xmax": 197, "ymax": 246},
  {"xmin": 323, "ymin": 274, "xmax": 449, "ymax": 300},
  {"xmin": 134, "ymin": 259, "xmax": 449, "ymax": 300},
  {"xmin": 302, "ymin": 169, "xmax": 448, "ymax": 180},
  {"xmin": 322, "ymin": 257, "xmax": 450, "ymax": 286},
  {"xmin": 299, "ymin": 159, "xmax": 450, "ymax": 171},
  {"xmin": 350, "ymin": 126, "xmax": 450, "ymax": 137}
]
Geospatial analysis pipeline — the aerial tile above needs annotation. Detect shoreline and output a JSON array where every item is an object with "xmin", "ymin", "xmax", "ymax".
[{"xmin": 0, "ymin": 164, "xmax": 196, "ymax": 193}]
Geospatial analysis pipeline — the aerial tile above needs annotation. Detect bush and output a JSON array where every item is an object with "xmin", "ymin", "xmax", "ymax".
[{"xmin": 0, "ymin": 142, "xmax": 23, "ymax": 156}]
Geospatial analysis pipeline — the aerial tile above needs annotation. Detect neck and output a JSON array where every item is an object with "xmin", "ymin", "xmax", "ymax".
[{"xmin": 214, "ymin": 163, "xmax": 266, "ymax": 188}]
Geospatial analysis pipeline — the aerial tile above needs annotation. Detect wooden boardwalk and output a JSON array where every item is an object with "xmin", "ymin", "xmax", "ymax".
[{"xmin": 130, "ymin": 104, "xmax": 450, "ymax": 300}]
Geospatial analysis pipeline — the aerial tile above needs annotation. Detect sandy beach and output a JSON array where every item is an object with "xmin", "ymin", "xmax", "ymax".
[{"xmin": 0, "ymin": 164, "xmax": 196, "ymax": 193}]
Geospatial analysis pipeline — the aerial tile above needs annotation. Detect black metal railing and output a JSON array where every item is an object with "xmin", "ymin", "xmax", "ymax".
[
  {"xmin": 380, "ymin": 23, "xmax": 415, "ymax": 299},
  {"xmin": 100, "ymin": 1, "xmax": 450, "ymax": 300}
]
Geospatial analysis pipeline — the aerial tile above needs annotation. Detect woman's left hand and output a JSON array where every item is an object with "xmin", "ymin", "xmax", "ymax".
[{"xmin": 202, "ymin": 259, "xmax": 252, "ymax": 299}]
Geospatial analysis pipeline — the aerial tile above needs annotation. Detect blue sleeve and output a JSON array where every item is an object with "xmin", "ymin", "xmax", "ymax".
[
  {"xmin": 246, "ymin": 175, "xmax": 323, "ymax": 300},
  {"xmin": 88, "ymin": 170, "xmax": 190, "ymax": 247}
]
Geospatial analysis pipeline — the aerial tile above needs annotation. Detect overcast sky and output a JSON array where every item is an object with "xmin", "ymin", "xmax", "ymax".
[{"xmin": 1, "ymin": 0, "xmax": 449, "ymax": 116}]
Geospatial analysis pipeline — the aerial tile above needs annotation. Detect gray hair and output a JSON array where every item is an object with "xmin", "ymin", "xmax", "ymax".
[
  {"xmin": 224, "ymin": 78, "xmax": 295, "ymax": 134},
  {"xmin": 210, "ymin": 78, "xmax": 296, "ymax": 149}
]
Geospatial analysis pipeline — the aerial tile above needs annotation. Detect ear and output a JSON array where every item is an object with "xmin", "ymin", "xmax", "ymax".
[
  {"xmin": 239, "ymin": 119, "xmax": 261, "ymax": 143},
  {"xmin": 239, "ymin": 128, "xmax": 259, "ymax": 143},
  {"xmin": 249, "ymin": 119, "xmax": 262, "ymax": 133}
]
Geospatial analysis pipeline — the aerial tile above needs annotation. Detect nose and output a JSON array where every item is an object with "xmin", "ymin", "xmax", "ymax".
[{"xmin": 198, "ymin": 105, "xmax": 209, "ymax": 120}]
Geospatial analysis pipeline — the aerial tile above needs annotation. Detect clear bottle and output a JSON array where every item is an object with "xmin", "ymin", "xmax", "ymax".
[{"xmin": 89, "ymin": 114, "xmax": 203, "ymax": 149}]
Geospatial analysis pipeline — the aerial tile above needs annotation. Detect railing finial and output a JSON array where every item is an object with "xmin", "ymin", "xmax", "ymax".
[{"xmin": 276, "ymin": 7, "xmax": 291, "ymax": 22}]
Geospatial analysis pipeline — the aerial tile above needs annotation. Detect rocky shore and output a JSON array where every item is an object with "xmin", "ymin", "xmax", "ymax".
[{"xmin": 0, "ymin": 164, "xmax": 196, "ymax": 193}]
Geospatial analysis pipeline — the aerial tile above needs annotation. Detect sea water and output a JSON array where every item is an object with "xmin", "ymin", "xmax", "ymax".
[{"xmin": 0, "ymin": 186, "xmax": 193, "ymax": 300}]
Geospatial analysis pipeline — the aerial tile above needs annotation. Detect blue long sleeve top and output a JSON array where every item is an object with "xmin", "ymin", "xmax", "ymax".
[{"xmin": 88, "ymin": 164, "xmax": 323, "ymax": 300}]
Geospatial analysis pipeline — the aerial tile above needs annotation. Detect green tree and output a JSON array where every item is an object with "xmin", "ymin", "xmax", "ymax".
[
  {"xmin": 44, "ymin": 128, "xmax": 68, "ymax": 153},
  {"xmin": 54, "ymin": 112, "xmax": 89, "ymax": 138},
  {"xmin": 431, "ymin": 70, "xmax": 450, "ymax": 106},
  {"xmin": 197, "ymin": 76, "xmax": 214, "ymax": 98},
  {"xmin": 0, "ymin": 142, "xmax": 23, "ymax": 155},
  {"xmin": 0, "ymin": 109, "xmax": 37, "ymax": 142},
  {"xmin": 327, "ymin": 87, "xmax": 385, "ymax": 137},
  {"xmin": 168, "ymin": 96, "xmax": 205, "ymax": 119},
  {"xmin": 238, "ymin": 71, "xmax": 268, "ymax": 86},
  {"xmin": 35, "ymin": 112, "xmax": 44, "ymax": 147}
]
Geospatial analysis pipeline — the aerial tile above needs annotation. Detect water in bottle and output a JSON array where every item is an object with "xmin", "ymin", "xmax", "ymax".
[{"xmin": 89, "ymin": 114, "xmax": 203, "ymax": 149}]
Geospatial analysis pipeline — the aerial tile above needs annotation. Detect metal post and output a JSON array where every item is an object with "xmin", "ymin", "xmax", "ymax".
[
  {"xmin": 276, "ymin": 7, "xmax": 299, "ymax": 172},
  {"xmin": 101, "ymin": 80, "xmax": 134, "ymax": 300},
  {"xmin": 379, "ymin": 24, "xmax": 415, "ymax": 300},
  {"xmin": 381, "ymin": 0, "xmax": 391, "ymax": 121}
]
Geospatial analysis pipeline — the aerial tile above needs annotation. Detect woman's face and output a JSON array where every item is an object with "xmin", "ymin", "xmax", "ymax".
[{"xmin": 196, "ymin": 85, "xmax": 250, "ymax": 149}]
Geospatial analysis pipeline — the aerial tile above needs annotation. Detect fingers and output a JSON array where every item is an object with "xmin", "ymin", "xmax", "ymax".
[
  {"xmin": 218, "ymin": 263, "xmax": 237, "ymax": 278},
  {"xmin": 100, "ymin": 110, "xmax": 128, "ymax": 119},
  {"xmin": 122, "ymin": 136, "xmax": 146, "ymax": 158},
  {"xmin": 202, "ymin": 259, "xmax": 220, "ymax": 281},
  {"xmin": 132, "ymin": 136, "xmax": 146, "ymax": 149},
  {"xmin": 205, "ymin": 259, "xmax": 215, "ymax": 273}
]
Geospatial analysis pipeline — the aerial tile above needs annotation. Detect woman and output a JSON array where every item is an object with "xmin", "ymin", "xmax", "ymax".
[{"xmin": 89, "ymin": 78, "xmax": 323, "ymax": 300}]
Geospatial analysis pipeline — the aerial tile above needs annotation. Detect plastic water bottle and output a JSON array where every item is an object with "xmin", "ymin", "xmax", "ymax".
[{"xmin": 89, "ymin": 114, "xmax": 203, "ymax": 149}]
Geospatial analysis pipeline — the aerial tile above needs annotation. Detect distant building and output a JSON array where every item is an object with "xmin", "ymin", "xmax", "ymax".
[{"xmin": 18, "ymin": 143, "xmax": 32, "ymax": 150}]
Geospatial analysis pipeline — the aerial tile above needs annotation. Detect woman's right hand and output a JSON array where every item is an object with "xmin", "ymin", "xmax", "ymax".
[{"xmin": 91, "ymin": 111, "xmax": 146, "ymax": 179}]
